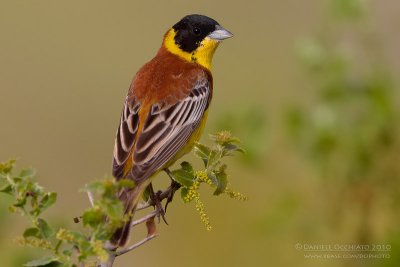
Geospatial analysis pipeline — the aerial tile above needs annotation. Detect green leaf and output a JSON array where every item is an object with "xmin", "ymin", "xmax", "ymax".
[
  {"xmin": 0, "ymin": 159, "xmax": 16, "ymax": 174},
  {"xmin": 77, "ymin": 238, "xmax": 93, "ymax": 261},
  {"xmin": 23, "ymin": 227, "xmax": 41, "ymax": 238},
  {"xmin": 180, "ymin": 161, "xmax": 194, "ymax": 174},
  {"xmin": 0, "ymin": 184, "xmax": 12, "ymax": 194},
  {"xmin": 84, "ymin": 181, "xmax": 105, "ymax": 194},
  {"xmin": 142, "ymin": 185, "xmax": 151, "ymax": 202},
  {"xmin": 100, "ymin": 200, "xmax": 124, "ymax": 220},
  {"xmin": 223, "ymin": 143, "xmax": 245, "ymax": 154},
  {"xmin": 62, "ymin": 250, "xmax": 72, "ymax": 256},
  {"xmin": 14, "ymin": 197, "xmax": 27, "ymax": 207},
  {"xmin": 206, "ymin": 149, "xmax": 223, "ymax": 170},
  {"xmin": 82, "ymin": 208, "xmax": 103, "ymax": 228},
  {"xmin": 19, "ymin": 169, "xmax": 35, "ymax": 179},
  {"xmin": 40, "ymin": 192, "xmax": 57, "ymax": 210},
  {"xmin": 194, "ymin": 143, "xmax": 211, "ymax": 166},
  {"xmin": 213, "ymin": 165, "xmax": 228, "ymax": 196},
  {"xmin": 12, "ymin": 176, "xmax": 22, "ymax": 183},
  {"xmin": 37, "ymin": 218, "xmax": 54, "ymax": 238},
  {"xmin": 180, "ymin": 187, "xmax": 190, "ymax": 202},
  {"xmin": 24, "ymin": 257, "xmax": 61, "ymax": 267},
  {"xmin": 171, "ymin": 164, "xmax": 195, "ymax": 187},
  {"xmin": 206, "ymin": 172, "xmax": 218, "ymax": 186}
]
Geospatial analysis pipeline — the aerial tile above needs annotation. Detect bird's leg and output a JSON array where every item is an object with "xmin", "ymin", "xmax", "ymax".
[
  {"xmin": 148, "ymin": 183, "xmax": 168, "ymax": 225},
  {"xmin": 164, "ymin": 168, "xmax": 182, "ymax": 212}
]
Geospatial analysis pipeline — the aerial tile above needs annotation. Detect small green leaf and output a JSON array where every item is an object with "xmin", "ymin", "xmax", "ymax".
[
  {"xmin": 82, "ymin": 208, "xmax": 103, "ymax": 228},
  {"xmin": 23, "ymin": 227, "xmax": 41, "ymax": 238},
  {"xmin": 171, "ymin": 168, "xmax": 195, "ymax": 187},
  {"xmin": 206, "ymin": 149, "xmax": 223, "ymax": 170},
  {"xmin": 12, "ymin": 177, "xmax": 22, "ymax": 183},
  {"xmin": 40, "ymin": 192, "xmax": 57, "ymax": 210},
  {"xmin": 0, "ymin": 184, "xmax": 12, "ymax": 194},
  {"xmin": 19, "ymin": 169, "xmax": 35, "ymax": 179},
  {"xmin": 24, "ymin": 257, "xmax": 61, "ymax": 267},
  {"xmin": 100, "ymin": 200, "xmax": 124, "ymax": 220},
  {"xmin": 213, "ymin": 165, "xmax": 228, "ymax": 196},
  {"xmin": 207, "ymin": 172, "xmax": 218, "ymax": 186},
  {"xmin": 14, "ymin": 197, "xmax": 27, "ymax": 207},
  {"xmin": 62, "ymin": 249, "xmax": 72, "ymax": 256},
  {"xmin": 223, "ymin": 143, "xmax": 245, "ymax": 154},
  {"xmin": 142, "ymin": 186, "xmax": 151, "ymax": 202},
  {"xmin": 84, "ymin": 181, "xmax": 105, "ymax": 194},
  {"xmin": 37, "ymin": 218, "xmax": 54, "ymax": 238},
  {"xmin": 77, "ymin": 238, "xmax": 93, "ymax": 261},
  {"xmin": 194, "ymin": 143, "xmax": 211, "ymax": 166},
  {"xmin": 180, "ymin": 161, "xmax": 194, "ymax": 174},
  {"xmin": 180, "ymin": 187, "xmax": 190, "ymax": 202},
  {"xmin": 0, "ymin": 160, "xmax": 16, "ymax": 174}
]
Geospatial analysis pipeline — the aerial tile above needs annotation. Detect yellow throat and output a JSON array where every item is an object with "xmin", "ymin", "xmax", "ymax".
[{"xmin": 163, "ymin": 29, "xmax": 220, "ymax": 71}]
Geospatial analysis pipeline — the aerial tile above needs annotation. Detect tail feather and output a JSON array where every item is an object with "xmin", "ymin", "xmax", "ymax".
[{"xmin": 110, "ymin": 182, "xmax": 148, "ymax": 246}]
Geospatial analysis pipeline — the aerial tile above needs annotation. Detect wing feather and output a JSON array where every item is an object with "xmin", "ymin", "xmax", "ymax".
[
  {"xmin": 112, "ymin": 97, "xmax": 140, "ymax": 178},
  {"xmin": 131, "ymin": 79, "xmax": 210, "ymax": 182},
  {"xmin": 112, "ymin": 76, "xmax": 211, "ymax": 182}
]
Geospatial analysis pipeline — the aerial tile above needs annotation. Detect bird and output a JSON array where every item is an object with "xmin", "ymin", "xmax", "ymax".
[{"xmin": 110, "ymin": 14, "xmax": 233, "ymax": 246}]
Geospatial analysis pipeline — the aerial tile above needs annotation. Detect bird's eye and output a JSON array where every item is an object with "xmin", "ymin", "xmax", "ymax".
[{"xmin": 193, "ymin": 27, "xmax": 201, "ymax": 35}]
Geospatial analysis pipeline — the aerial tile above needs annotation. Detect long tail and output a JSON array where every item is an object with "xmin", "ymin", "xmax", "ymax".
[{"xmin": 110, "ymin": 181, "xmax": 148, "ymax": 247}]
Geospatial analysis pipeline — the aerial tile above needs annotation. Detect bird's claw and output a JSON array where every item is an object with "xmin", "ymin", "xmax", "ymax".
[
  {"xmin": 165, "ymin": 180, "xmax": 181, "ymax": 212},
  {"xmin": 151, "ymin": 189, "xmax": 168, "ymax": 225}
]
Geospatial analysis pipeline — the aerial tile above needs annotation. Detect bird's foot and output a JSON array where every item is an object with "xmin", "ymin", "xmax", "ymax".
[
  {"xmin": 164, "ymin": 180, "xmax": 181, "ymax": 212},
  {"xmin": 149, "ymin": 184, "xmax": 168, "ymax": 225},
  {"xmin": 164, "ymin": 169, "xmax": 182, "ymax": 212}
]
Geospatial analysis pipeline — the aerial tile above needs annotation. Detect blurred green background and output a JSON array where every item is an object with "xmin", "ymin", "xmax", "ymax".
[{"xmin": 1, "ymin": 0, "xmax": 399, "ymax": 266}]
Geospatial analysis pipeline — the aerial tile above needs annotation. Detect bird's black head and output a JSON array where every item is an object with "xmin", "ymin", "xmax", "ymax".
[
  {"xmin": 163, "ymin": 14, "xmax": 233, "ymax": 70},
  {"xmin": 172, "ymin": 14, "xmax": 221, "ymax": 53}
]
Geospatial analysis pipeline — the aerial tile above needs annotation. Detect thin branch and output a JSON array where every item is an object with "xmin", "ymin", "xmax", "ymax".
[
  {"xmin": 136, "ymin": 202, "xmax": 151, "ymax": 210},
  {"xmin": 87, "ymin": 191, "xmax": 95, "ymax": 207},
  {"xmin": 116, "ymin": 234, "xmax": 158, "ymax": 256},
  {"xmin": 98, "ymin": 212, "xmax": 158, "ymax": 266},
  {"xmin": 131, "ymin": 210, "xmax": 157, "ymax": 227}
]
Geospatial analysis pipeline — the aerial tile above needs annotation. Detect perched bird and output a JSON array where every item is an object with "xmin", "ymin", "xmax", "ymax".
[{"xmin": 111, "ymin": 14, "xmax": 233, "ymax": 246}]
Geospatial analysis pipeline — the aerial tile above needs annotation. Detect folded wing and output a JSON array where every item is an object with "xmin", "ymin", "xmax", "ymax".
[{"xmin": 112, "ymin": 78, "xmax": 211, "ymax": 182}]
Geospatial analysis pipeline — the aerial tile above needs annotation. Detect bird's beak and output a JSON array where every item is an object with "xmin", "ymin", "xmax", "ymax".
[{"xmin": 207, "ymin": 25, "xmax": 233, "ymax": 41}]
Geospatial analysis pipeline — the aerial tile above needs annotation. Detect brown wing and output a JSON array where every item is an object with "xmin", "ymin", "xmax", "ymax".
[
  {"xmin": 112, "ymin": 96, "xmax": 141, "ymax": 179},
  {"xmin": 112, "ymin": 77, "xmax": 211, "ymax": 182}
]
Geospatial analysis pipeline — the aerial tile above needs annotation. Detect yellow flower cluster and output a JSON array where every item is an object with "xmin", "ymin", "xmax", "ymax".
[
  {"xmin": 182, "ymin": 181, "xmax": 200, "ymax": 203},
  {"xmin": 181, "ymin": 171, "xmax": 215, "ymax": 230},
  {"xmin": 211, "ymin": 130, "xmax": 236, "ymax": 143},
  {"xmin": 91, "ymin": 239, "xmax": 109, "ymax": 262},
  {"xmin": 225, "ymin": 188, "xmax": 248, "ymax": 201},
  {"xmin": 56, "ymin": 228, "xmax": 75, "ymax": 242},
  {"xmin": 15, "ymin": 236, "xmax": 52, "ymax": 250},
  {"xmin": 196, "ymin": 170, "xmax": 213, "ymax": 185},
  {"xmin": 195, "ymin": 195, "xmax": 212, "ymax": 231}
]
